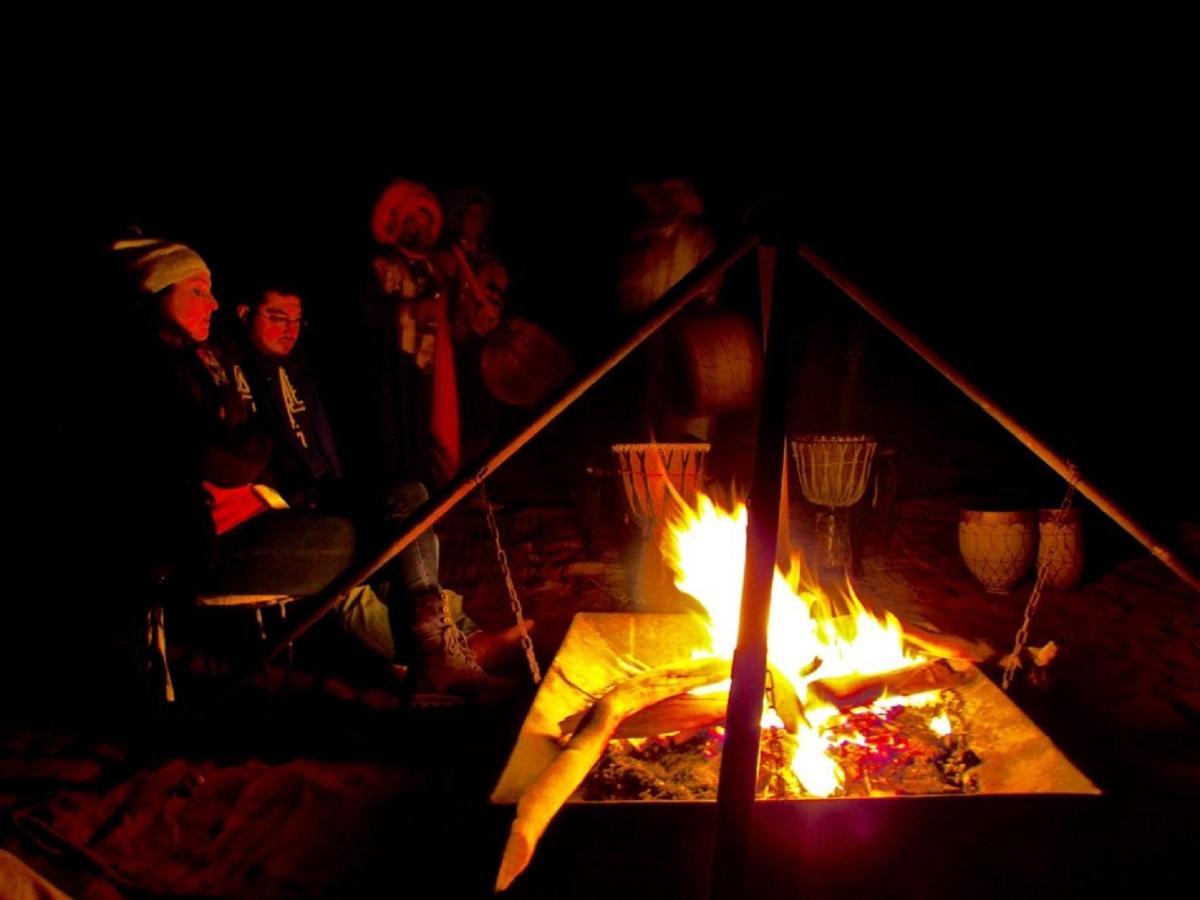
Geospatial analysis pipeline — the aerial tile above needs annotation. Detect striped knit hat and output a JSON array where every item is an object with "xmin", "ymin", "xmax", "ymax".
[{"xmin": 112, "ymin": 237, "xmax": 210, "ymax": 294}]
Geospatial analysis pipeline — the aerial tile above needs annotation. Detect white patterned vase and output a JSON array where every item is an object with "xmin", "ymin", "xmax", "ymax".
[
  {"xmin": 958, "ymin": 509, "xmax": 1036, "ymax": 594},
  {"xmin": 1037, "ymin": 508, "xmax": 1084, "ymax": 590}
]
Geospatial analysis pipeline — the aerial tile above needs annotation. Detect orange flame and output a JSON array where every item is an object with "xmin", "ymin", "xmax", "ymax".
[{"xmin": 663, "ymin": 492, "xmax": 930, "ymax": 796}]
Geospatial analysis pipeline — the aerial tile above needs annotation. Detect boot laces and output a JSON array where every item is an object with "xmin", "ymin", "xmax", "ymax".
[{"xmin": 436, "ymin": 593, "xmax": 485, "ymax": 674}]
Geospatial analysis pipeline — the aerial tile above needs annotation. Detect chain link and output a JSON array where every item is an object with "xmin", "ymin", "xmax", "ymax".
[
  {"xmin": 477, "ymin": 478, "xmax": 542, "ymax": 684},
  {"xmin": 1001, "ymin": 464, "xmax": 1080, "ymax": 691}
]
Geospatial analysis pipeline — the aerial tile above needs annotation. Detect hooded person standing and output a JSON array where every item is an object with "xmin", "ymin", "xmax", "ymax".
[{"xmin": 362, "ymin": 179, "xmax": 460, "ymax": 488}]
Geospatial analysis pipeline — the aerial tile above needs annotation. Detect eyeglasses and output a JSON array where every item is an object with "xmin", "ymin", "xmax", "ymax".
[{"xmin": 260, "ymin": 312, "xmax": 306, "ymax": 328}]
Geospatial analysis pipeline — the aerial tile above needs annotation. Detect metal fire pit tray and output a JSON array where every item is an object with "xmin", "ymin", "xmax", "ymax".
[{"xmin": 493, "ymin": 613, "xmax": 1098, "ymax": 803}]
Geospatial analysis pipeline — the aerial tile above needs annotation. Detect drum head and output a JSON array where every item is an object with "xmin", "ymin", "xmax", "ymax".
[{"xmin": 481, "ymin": 317, "xmax": 573, "ymax": 407}]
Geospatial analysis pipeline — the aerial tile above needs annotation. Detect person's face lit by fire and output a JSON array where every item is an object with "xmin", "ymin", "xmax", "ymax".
[
  {"xmin": 161, "ymin": 274, "xmax": 218, "ymax": 342},
  {"xmin": 242, "ymin": 291, "xmax": 303, "ymax": 359}
]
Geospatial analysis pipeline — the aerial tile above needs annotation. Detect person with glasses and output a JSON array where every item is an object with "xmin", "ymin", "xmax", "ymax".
[
  {"xmin": 112, "ymin": 239, "xmax": 510, "ymax": 702},
  {"xmin": 232, "ymin": 283, "xmax": 532, "ymax": 681},
  {"xmin": 234, "ymin": 286, "xmax": 341, "ymax": 511}
]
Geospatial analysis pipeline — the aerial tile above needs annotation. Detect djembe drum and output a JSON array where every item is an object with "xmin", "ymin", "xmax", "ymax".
[
  {"xmin": 612, "ymin": 442, "xmax": 710, "ymax": 613},
  {"xmin": 611, "ymin": 442, "xmax": 710, "ymax": 539},
  {"xmin": 790, "ymin": 434, "xmax": 877, "ymax": 568}
]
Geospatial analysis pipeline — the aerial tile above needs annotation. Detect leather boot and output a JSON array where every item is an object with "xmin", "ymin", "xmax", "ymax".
[{"xmin": 407, "ymin": 590, "xmax": 517, "ymax": 703}]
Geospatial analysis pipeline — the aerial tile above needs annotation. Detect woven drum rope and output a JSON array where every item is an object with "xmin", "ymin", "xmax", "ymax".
[
  {"xmin": 789, "ymin": 435, "xmax": 877, "ymax": 565},
  {"xmin": 790, "ymin": 434, "xmax": 877, "ymax": 507},
  {"xmin": 612, "ymin": 443, "xmax": 710, "ymax": 537}
]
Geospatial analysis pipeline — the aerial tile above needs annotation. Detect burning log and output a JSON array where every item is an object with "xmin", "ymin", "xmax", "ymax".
[
  {"xmin": 807, "ymin": 658, "xmax": 967, "ymax": 710},
  {"xmin": 901, "ymin": 622, "xmax": 994, "ymax": 664},
  {"xmin": 556, "ymin": 661, "xmax": 803, "ymax": 740},
  {"xmin": 581, "ymin": 688, "xmax": 987, "ymax": 802},
  {"xmin": 496, "ymin": 657, "xmax": 731, "ymax": 892},
  {"xmin": 766, "ymin": 662, "xmax": 806, "ymax": 732},
  {"xmin": 559, "ymin": 692, "xmax": 728, "ymax": 740}
]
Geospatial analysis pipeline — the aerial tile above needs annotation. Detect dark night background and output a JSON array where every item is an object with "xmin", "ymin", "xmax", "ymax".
[
  {"xmin": 31, "ymin": 128, "xmax": 1197, "ymax": 501},
  {"xmin": 12, "ymin": 62, "xmax": 1196, "ymax": 589}
]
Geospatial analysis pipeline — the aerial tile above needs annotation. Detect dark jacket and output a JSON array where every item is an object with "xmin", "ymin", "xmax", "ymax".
[
  {"xmin": 232, "ymin": 337, "xmax": 344, "ymax": 509},
  {"xmin": 118, "ymin": 318, "xmax": 272, "ymax": 587}
]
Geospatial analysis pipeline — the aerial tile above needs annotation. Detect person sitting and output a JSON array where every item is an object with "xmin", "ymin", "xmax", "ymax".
[
  {"xmin": 110, "ymin": 236, "xmax": 508, "ymax": 700},
  {"xmin": 229, "ymin": 284, "xmax": 343, "ymax": 511},
  {"xmin": 231, "ymin": 283, "xmax": 534, "ymax": 671}
]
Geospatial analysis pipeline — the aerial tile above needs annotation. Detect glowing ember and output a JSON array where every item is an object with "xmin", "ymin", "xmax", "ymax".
[
  {"xmin": 583, "ymin": 691, "xmax": 980, "ymax": 801},
  {"xmin": 662, "ymin": 492, "xmax": 936, "ymax": 797}
]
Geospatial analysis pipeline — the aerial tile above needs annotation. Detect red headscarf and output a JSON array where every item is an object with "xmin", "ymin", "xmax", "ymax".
[{"xmin": 370, "ymin": 180, "xmax": 444, "ymax": 256}]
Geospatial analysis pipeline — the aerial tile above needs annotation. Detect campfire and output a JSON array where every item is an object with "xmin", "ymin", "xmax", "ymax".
[
  {"xmin": 562, "ymin": 494, "xmax": 982, "ymax": 804},
  {"xmin": 492, "ymin": 491, "xmax": 1097, "ymax": 890},
  {"xmin": 656, "ymin": 494, "xmax": 963, "ymax": 800}
]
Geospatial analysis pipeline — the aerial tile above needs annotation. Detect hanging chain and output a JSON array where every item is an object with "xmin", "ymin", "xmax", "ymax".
[
  {"xmin": 1001, "ymin": 463, "xmax": 1080, "ymax": 691},
  {"xmin": 477, "ymin": 475, "xmax": 542, "ymax": 684}
]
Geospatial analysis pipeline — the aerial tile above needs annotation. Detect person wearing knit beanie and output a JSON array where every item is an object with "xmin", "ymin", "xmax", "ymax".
[
  {"xmin": 112, "ymin": 238, "xmax": 211, "ymax": 295},
  {"xmin": 113, "ymin": 237, "xmax": 218, "ymax": 342}
]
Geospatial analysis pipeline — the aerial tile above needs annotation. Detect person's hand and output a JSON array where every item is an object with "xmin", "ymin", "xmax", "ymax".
[{"xmin": 469, "ymin": 290, "xmax": 504, "ymax": 336}]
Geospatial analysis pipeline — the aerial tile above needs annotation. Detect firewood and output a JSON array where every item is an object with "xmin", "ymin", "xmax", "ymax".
[
  {"xmin": 807, "ymin": 659, "xmax": 966, "ymax": 710},
  {"xmin": 766, "ymin": 662, "xmax": 806, "ymax": 733},
  {"xmin": 559, "ymin": 692, "xmax": 728, "ymax": 739},
  {"xmin": 556, "ymin": 662, "xmax": 804, "ymax": 739},
  {"xmin": 496, "ymin": 657, "xmax": 732, "ymax": 892},
  {"xmin": 901, "ymin": 623, "xmax": 993, "ymax": 663},
  {"xmin": 556, "ymin": 664, "xmax": 804, "ymax": 739}
]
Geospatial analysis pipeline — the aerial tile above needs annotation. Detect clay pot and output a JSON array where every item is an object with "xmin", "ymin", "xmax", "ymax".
[
  {"xmin": 1037, "ymin": 507, "xmax": 1084, "ymax": 590},
  {"xmin": 958, "ymin": 509, "xmax": 1036, "ymax": 594}
]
